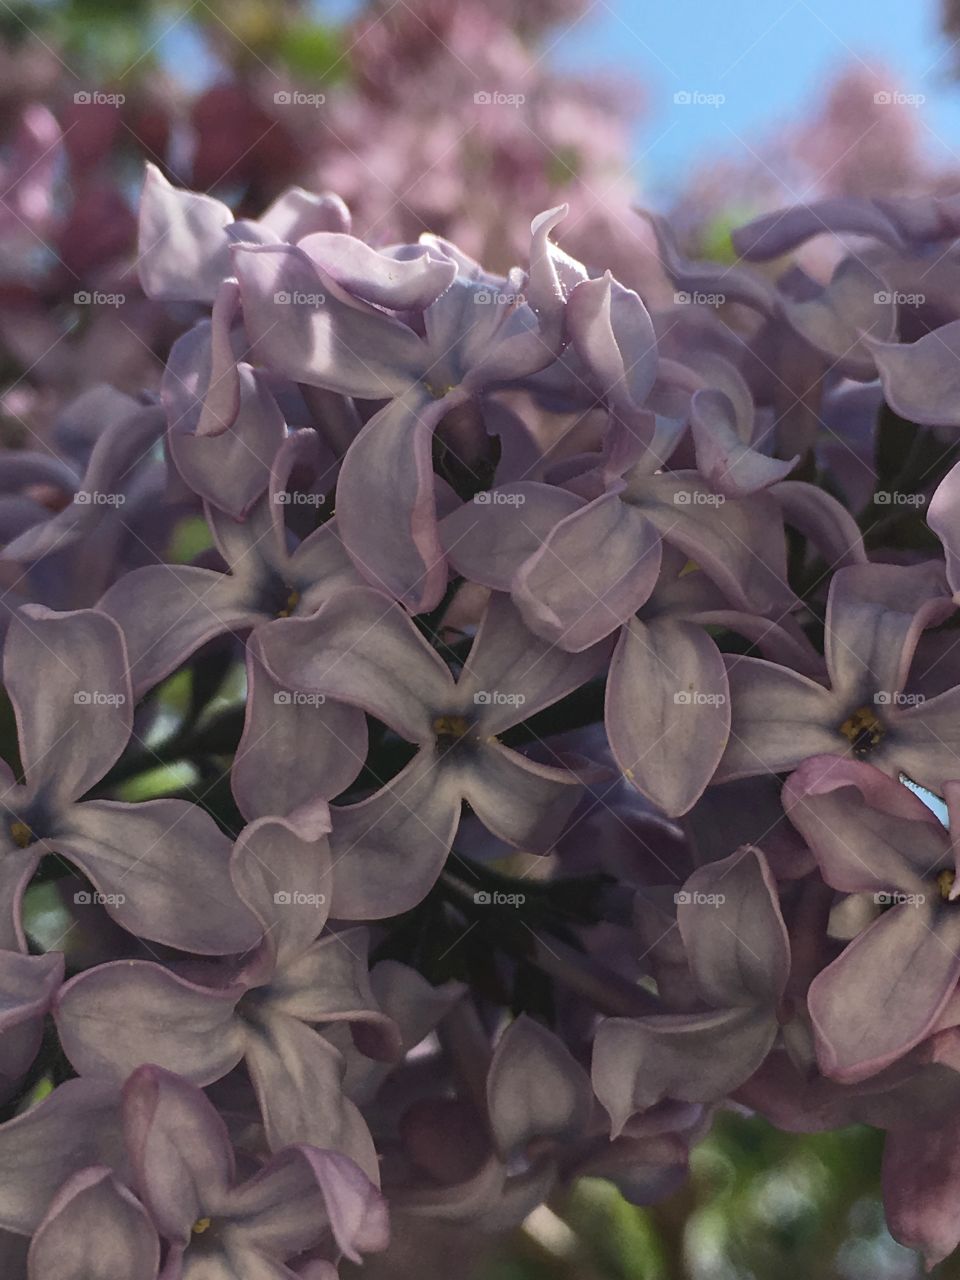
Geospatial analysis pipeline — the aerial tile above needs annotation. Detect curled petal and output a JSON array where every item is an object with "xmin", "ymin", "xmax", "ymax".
[{"xmin": 487, "ymin": 1015, "xmax": 592, "ymax": 1157}]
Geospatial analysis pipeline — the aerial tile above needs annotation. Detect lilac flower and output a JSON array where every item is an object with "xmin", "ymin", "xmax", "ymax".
[
  {"xmin": 121, "ymin": 1066, "xmax": 389, "ymax": 1278},
  {"xmin": 21, "ymin": 1066, "xmax": 387, "ymax": 1280},
  {"xmin": 783, "ymin": 755, "xmax": 960, "ymax": 1082},
  {"xmin": 0, "ymin": 605, "xmax": 257, "ymax": 954},
  {"xmin": 592, "ymin": 847, "xmax": 790, "ymax": 1131},
  {"xmin": 258, "ymin": 586, "xmax": 609, "ymax": 916},
  {"xmin": 98, "ymin": 436, "xmax": 363, "ymax": 698},
  {"xmin": 718, "ymin": 561, "xmax": 960, "ymax": 791},
  {"xmin": 55, "ymin": 811, "xmax": 397, "ymax": 1172},
  {"xmin": 229, "ymin": 207, "xmax": 571, "ymax": 609}
]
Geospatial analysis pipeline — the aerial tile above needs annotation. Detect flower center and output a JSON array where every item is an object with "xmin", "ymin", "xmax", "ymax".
[
  {"xmin": 938, "ymin": 869, "xmax": 956, "ymax": 901},
  {"xmin": 838, "ymin": 706, "xmax": 884, "ymax": 756},
  {"xmin": 433, "ymin": 714, "xmax": 472, "ymax": 753},
  {"xmin": 276, "ymin": 588, "xmax": 300, "ymax": 619},
  {"xmin": 8, "ymin": 819, "xmax": 34, "ymax": 850},
  {"xmin": 192, "ymin": 1217, "xmax": 212, "ymax": 1236}
]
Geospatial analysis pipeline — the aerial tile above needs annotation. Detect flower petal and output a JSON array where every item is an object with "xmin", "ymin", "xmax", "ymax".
[
  {"xmin": 55, "ymin": 962, "xmax": 245, "ymax": 1086},
  {"xmin": 233, "ymin": 636, "xmax": 367, "ymax": 822},
  {"xmin": 457, "ymin": 743, "xmax": 583, "ymax": 851},
  {"xmin": 593, "ymin": 1006, "xmax": 776, "ymax": 1135},
  {"xmin": 680, "ymin": 846, "xmax": 789, "ymax": 1008},
  {"xmin": 298, "ymin": 233, "xmax": 456, "ymax": 310},
  {"xmin": 487, "ymin": 1015, "xmax": 592, "ymax": 1157},
  {"xmin": 53, "ymin": 798, "xmax": 260, "ymax": 954},
  {"xmin": 259, "ymin": 587, "xmax": 452, "ymax": 742},
  {"xmin": 27, "ymin": 1166, "xmax": 160, "ymax": 1280},
  {"xmin": 122, "ymin": 1065, "xmax": 234, "ymax": 1242},
  {"xmin": 718, "ymin": 656, "xmax": 839, "ymax": 781},
  {"xmin": 336, "ymin": 388, "xmax": 455, "ymax": 611},
  {"xmin": 606, "ymin": 618, "xmax": 729, "ymax": 816},
  {"xmin": 98, "ymin": 564, "xmax": 257, "ymax": 698},
  {"xmin": 5, "ymin": 606, "xmax": 132, "ymax": 806},
  {"xmin": 513, "ymin": 491, "xmax": 661, "ymax": 650},
  {"xmin": 808, "ymin": 906, "xmax": 960, "ymax": 1081},
  {"xmin": 328, "ymin": 752, "xmax": 463, "ymax": 919},
  {"xmin": 232, "ymin": 243, "xmax": 427, "ymax": 398}
]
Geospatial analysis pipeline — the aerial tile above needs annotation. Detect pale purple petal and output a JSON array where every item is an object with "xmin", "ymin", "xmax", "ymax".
[
  {"xmin": 98, "ymin": 565, "xmax": 258, "ymax": 698},
  {"xmin": 808, "ymin": 906, "xmax": 960, "ymax": 1081},
  {"xmin": 457, "ymin": 743, "xmax": 584, "ymax": 851},
  {"xmin": 122, "ymin": 1065, "xmax": 234, "ymax": 1243},
  {"xmin": 298, "ymin": 233, "xmax": 456, "ymax": 310},
  {"xmin": 137, "ymin": 164, "xmax": 234, "ymax": 304},
  {"xmin": 5, "ymin": 606, "xmax": 132, "ymax": 805},
  {"xmin": 55, "ymin": 962, "xmax": 245, "ymax": 1085},
  {"xmin": 718, "ymin": 656, "xmax": 840, "ymax": 781},
  {"xmin": 440, "ymin": 483, "xmax": 583, "ymax": 590},
  {"xmin": 486, "ymin": 1015, "xmax": 592, "ymax": 1156},
  {"xmin": 679, "ymin": 847, "xmax": 789, "ymax": 1007},
  {"xmin": 336, "ymin": 388, "xmax": 456, "ymax": 611},
  {"xmin": 233, "ymin": 638, "xmax": 367, "ymax": 822},
  {"xmin": 232, "ymin": 243, "xmax": 427, "ymax": 397},
  {"xmin": 593, "ymin": 1007, "xmax": 777, "ymax": 1134},
  {"xmin": 513, "ymin": 491, "xmax": 661, "ymax": 650},
  {"xmin": 27, "ymin": 1167, "xmax": 159, "ymax": 1280},
  {"xmin": 328, "ymin": 753, "xmax": 463, "ymax": 919},
  {"xmin": 565, "ymin": 273, "xmax": 658, "ymax": 415},
  {"xmin": 458, "ymin": 593, "xmax": 611, "ymax": 734},
  {"xmin": 53, "ymin": 798, "xmax": 260, "ymax": 954},
  {"xmin": 690, "ymin": 388, "xmax": 798, "ymax": 496},
  {"xmin": 606, "ymin": 618, "xmax": 729, "ymax": 816},
  {"xmin": 259, "ymin": 587, "xmax": 453, "ymax": 742},
  {"xmin": 869, "ymin": 320, "xmax": 960, "ymax": 427}
]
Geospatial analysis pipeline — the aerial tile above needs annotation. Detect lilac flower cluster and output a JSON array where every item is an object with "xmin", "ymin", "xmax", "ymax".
[{"xmin": 7, "ymin": 169, "xmax": 960, "ymax": 1273}]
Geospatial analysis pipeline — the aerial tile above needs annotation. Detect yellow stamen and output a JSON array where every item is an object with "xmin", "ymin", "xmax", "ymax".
[
  {"xmin": 9, "ymin": 821, "xmax": 33, "ymax": 850},
  {"xmin": 276, "ymin": 589, "xmax": 300, "ymax": 619},
  {"xmin": 938, "ymin": 869, "xmax": 956, "ymax": 901},
  {"xmin": 838, "ymin": 706, "xmax": 884, "ymax": 755},
  {"xmin": 433, "ymin": 714, "xmax": 470, "ymax": 742},
  {"xmin": 192, "ymin": 1217, "xmax": 212, "ymax": 1236}
]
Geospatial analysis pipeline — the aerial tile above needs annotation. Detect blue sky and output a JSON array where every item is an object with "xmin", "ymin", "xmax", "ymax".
[
  {"xmin": 162, "ymin": 0, "xmax": 960, "ymax": 195},
  {"xmin": 550, "ymin": 0, "xmax": 960, "ymax": 195}
]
